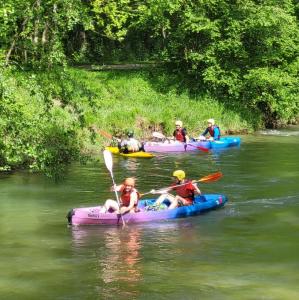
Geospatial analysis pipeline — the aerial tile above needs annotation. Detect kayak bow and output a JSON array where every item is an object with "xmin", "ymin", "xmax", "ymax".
[{"xmin": 105, "ymin": 146, "xmax": 155, "ymax": 158}]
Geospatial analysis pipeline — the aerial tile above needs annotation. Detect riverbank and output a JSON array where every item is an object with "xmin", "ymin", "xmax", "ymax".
[
  {"xmin": 68, "ymin": 67, "xmax": 259, "ymax": 136},
  {"xmin": 0, "ymin": 66, "xmax": 291, "ymax": 174}
]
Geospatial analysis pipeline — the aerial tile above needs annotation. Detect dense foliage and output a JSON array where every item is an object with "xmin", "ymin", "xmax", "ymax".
[
  {"xmin": 0, "ymin": 67, "xmax": 84, "ymax": 175},
  {"xmin": 0, "ymin": 0, "xmax": 298, "ymax": 173}
]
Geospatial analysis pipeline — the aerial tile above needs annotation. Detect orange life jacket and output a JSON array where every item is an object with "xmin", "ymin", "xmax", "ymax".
[{"xmin": 120, "ymin": 186, "xmax": 140, "ymax": 207}]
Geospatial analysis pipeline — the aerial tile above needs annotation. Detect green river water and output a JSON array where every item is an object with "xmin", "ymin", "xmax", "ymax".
[{"xmin": 1, "ymin": 128, "xmax": 299, "ymax": 300}]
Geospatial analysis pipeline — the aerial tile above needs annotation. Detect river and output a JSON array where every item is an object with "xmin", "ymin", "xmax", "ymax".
[{"xmin": 1, "ymin": 127, "xmax": 299, "ymax": 300}]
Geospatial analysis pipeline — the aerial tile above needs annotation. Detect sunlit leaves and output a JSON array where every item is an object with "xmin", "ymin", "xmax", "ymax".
[{"xmin": 92, "ymin": 0, "xmax": 133, "ymax": 40}]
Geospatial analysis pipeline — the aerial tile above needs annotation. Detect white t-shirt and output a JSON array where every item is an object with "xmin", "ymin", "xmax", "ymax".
[{"xmin": 121, "ymin": 138, "xmax": 140, "ymax": 151}]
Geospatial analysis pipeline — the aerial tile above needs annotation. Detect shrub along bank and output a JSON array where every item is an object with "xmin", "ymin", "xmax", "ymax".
[{"xmin": 0, "ymin": 66, "xmax": 294, "ymax": 175}]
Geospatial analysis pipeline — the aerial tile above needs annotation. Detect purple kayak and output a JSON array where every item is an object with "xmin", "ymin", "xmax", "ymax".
[
  {"xmin": 144, "ymin": 141, "xmax": 203, "ymax": 152},
  {"xmin": 67, "ymin": 194, "xmax": 228, "ymax": 226},
  {"xmin": 144, "ymin": 137, "xmax": 241, "ymax": 152}
]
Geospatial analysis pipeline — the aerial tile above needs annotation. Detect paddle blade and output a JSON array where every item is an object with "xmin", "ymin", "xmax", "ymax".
[
  {"xmin": 103, "ymin": 150, "xmax": 113, "ymax": 173},
  {"xmin": 152, "ymin": 131, "xmax": 165, "ymax": 139},
  {"xmin": 197, "ymin": 146, "xmax": 209, "ymax": 152},
  {"xmin": 98, "ymin": 129, "xmax": 113, "ymax": 139},
  {"xmin": 198, "ymin": 171, "xmax": 223, "ymax": 183}
]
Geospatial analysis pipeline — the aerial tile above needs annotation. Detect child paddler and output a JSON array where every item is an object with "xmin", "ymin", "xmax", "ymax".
[
  {"xmin": 100, "ymin": 177, "xmax": 140, "ymax": 214},
  {"xmin": 152, "ymin": 170, "xmax": 201, "ymax": 209}
]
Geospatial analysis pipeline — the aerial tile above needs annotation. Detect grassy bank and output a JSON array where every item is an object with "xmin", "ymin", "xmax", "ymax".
[
  {"xmin": 1, "ymin": 66, "xmax": 262, "ymax": 174},
  {"xmin": 68, "ymin": 67, "xmax": 260, "ymax": 138}
]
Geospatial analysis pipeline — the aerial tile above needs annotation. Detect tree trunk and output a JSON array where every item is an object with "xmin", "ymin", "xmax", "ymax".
[{"xmin": 5, "ymin": 39, "xmax": 16, "ymax": 66}]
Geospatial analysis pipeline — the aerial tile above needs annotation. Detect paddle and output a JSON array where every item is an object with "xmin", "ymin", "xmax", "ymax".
[
  {"xmin": 103, "ymin": 150, "xmax": 125, "ymax": 226},
  {"xmin": 92, "ymin": 126, "xmax": 120, "ymax": 141},
  {"xmin": 140, "ymin": 171, "xmax": 223, "ymax": 197},
  {"xmin": 185, "ymin": 143, "xmax": 209, "ymax": 152},
  {"xmin": 152, "ymin": 132, "xmax": 209, "ymax": 152},
  {"xmin": 152, "ymin": 131, "xmax": 168, "ymax": 140}
]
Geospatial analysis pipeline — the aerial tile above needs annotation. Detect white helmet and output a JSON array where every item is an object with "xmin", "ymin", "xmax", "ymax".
[
  {"xmin": 207, "ymin": 118, "xmax": 215, "ymax": 125},
  {"xmin": 175, "ymin": 120, "xmax": 183, "ymax": 127}
]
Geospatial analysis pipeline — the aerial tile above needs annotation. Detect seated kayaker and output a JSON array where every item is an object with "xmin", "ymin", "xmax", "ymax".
[
  {"xmin": 118, "ymin": 130, "xmax": 144, "ymax": 153},
  {"xmin": 100, "ymin": 177, "xmax": 140, "ymax": 214},
  {"xmin": 173, "ymin": 120, "xmax": 189, "ymax": 143},
  {"xmin": 152, "ymin": 170, "xmax": 201, "ymax": 209},
  {"xmin": 199, "ymin": 118, "xmax": 221, "ymax": 141}
]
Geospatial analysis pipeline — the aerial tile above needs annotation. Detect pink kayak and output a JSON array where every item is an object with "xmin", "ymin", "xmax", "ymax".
[
  {"xmin": 144, "ymin": 141, "xmax": 202, "ymax": 152},
  {"xmin": 67, "ymin": 194, "xmax": 228, "ymax": 226},
  {"xmin": 144, "ymin": 137, "xmax": 241, "ymax": 152}
]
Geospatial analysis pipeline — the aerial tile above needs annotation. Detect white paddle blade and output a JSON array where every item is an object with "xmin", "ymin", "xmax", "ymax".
[
  {"xmin": 103, "ymin": 150, "xmax": 113, "ymax": 173},
  {"xmin": 152, "ymin": 131, "xmax": 165, "ymax": 139}
]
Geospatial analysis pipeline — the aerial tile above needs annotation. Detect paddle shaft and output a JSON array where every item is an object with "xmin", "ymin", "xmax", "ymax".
[
  {"xmin": 141, "ymin": 172, "xmax": 223, "ymax": 196},
  {"xmin": 94, "ymin": 127, "xmax": 120, "ymax": 141},
  {"xmin": 103, "ymin": 150, "xmax": 125, "ymax": 226}
]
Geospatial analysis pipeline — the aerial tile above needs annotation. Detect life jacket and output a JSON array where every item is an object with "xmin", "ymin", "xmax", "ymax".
[
  {"xmin": 120, "ymin": 186, "xmax": 140, "ymax": 207},
  {"xmin": 174, "ymin": 128, "xmax": 186, "ymax": 142},
  {"xmin": 208, "ymin": 125, "xmax": 221, "ymax": 139},
  {"xmin": 120, "ymin": 138, "xmax": 141, "ymax": 153},
  {"xmin": 172, "ymin": 180, "xmax": 196, "ymax": 204}
]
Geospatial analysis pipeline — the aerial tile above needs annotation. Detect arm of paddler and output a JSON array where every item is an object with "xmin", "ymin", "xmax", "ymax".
[
  {"xmin": 110, "ymin": 184, "xmax": 123, "ymax": 192},
  {"xmin": 150, "ymin": 187, "xmax": 172, "ymax": 195},
  {"xmin": 119, "ymin": 191, "xmax": 138, "ymax": 214},
  {"xmin": 193, "ymin": 182, "xmax": 201, "ymax": 195}
]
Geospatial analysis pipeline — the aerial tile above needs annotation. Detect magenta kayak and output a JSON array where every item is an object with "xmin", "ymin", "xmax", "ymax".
[
  {"xmin": 144, "ymin": 141, "xmax": 201, "ymax": 152},
  {"xmin": 144, "ymin": 137, "xmax": 241, "ymax": 152},
  {"xmin": 67, "ymin": 194, "xmax": 228, "ymax": 226}
]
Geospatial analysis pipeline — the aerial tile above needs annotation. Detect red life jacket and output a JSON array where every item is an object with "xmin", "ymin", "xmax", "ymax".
[
  {"xmin": 174, "ymin": 128, "xmax": 186, "ymax": 142},
  {"xmin": 172, "ymin": 180, "xmax": 196, "ymax": 204},
  {"xmin": 208, "ymin": 125, "xmax": 220, "ymax": 138},
  {"xmin": 120, "ymin": 186, "xmax": 140, "ymax": 207}
]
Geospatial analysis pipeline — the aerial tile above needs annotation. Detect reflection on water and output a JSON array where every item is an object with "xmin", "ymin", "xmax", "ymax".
[
  {"xmin": 72, "ymin": 226, "xmax": 142, "ymax": 298},
  {"xmin": 70, "ymin": 221, "xmax": 201, "ymax": 298},
  {"xmin": 119, "ymin": 158, "xmax": 140, "ymax": 172},
  {"xmin": 100, "ymin": 227, "xmax": 141, "ymax": 284},
  {"xmin": 258, "ymin": 126, "xmax": 299, "ymax": 136}
]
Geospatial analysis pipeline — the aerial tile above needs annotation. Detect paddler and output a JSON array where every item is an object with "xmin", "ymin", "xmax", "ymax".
[
  {"xmin": 118, "ymin": 130, "xmax": 144, "ymax": 153},
  {"xmin": 199, "ymin": 118, "xmax": 221, "ymax": 141},
  {"xmin": 173, "ymin": 120, "xmax": 189, "ymax": 143},
  {"xmin": 100, "ymin": 177, "xmax": 140, "ymax": 214},
  {"xmin": 152, "ymin": 170, "xmax": 201, "ymax": 209}
]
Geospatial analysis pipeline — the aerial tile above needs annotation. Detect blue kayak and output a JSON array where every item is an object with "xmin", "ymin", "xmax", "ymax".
[{"xmin": 197, "ymin": 136, "xmax": 241, "ymax": 149}]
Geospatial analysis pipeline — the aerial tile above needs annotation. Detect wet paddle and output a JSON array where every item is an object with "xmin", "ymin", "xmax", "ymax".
[
  {"xmin": 140, "ymin": 171, "xmax": 223, "ymax": 197},
  {"xmin": 103, "ymin": 150, "xmax": 125, "ymax": 227},
  {"xmin": 152, "ymin": 132, "xmax": 209, "ymax": 152}
]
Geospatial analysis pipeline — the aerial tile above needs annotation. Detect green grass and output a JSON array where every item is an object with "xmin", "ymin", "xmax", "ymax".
[
  {"xmin": 0, "ymin": 66, "xmax": 262, "ymax": 174},
  {"xmin": 67, "ymin": 67, "xmax": 259, "ymax": 139}
]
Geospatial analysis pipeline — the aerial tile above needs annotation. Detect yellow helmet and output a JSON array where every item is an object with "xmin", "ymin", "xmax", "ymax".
[{"xmin": 172, "ymin": 170, "xmax": 185, "ymax": 181}]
